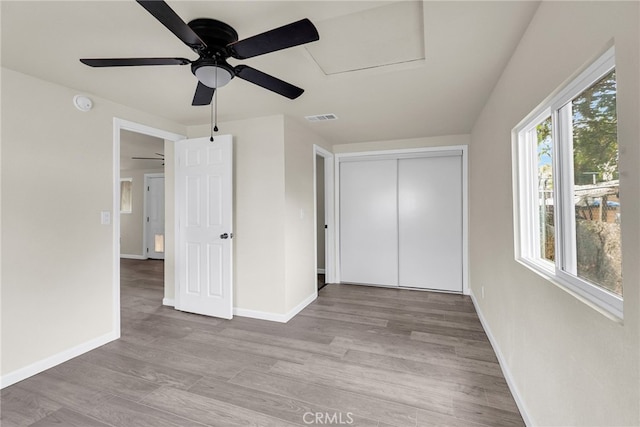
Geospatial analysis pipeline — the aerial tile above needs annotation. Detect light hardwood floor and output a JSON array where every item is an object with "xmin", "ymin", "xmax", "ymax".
[{"xmin": 1, "ymin": 259, "xmax": 524, "ymax": 426}]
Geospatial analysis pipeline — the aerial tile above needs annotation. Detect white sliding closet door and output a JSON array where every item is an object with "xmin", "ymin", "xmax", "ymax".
[
  {"xmin": 340, "ymin": 159, "xmax": 398, "ymax": 286},
  {"xmin": 398, "ymin": 155, "xmax": 462, "ymax": 292}
]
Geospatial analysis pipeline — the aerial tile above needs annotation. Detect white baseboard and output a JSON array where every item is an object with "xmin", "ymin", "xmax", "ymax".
[
  {"xmin": 120, "ymin": 254, "xmax": 146, "ymax": 260},
  {"xmin": 234, "ymin": 291, "xmax": 317, "ymax": 323},
  {"xmin": 469, "ymin": 290, "xmax": 533, "ymax": 426},
  {"xmin": 0, "ymin": 330, "xmax": 119, "ymax": 389},
  {"xmin": 317, "ymin": 268, "xmax": 326, "ymax": 274},
  {"xmin": 162, "ymin": 298, "xmax": 175, "ymax": 307}
]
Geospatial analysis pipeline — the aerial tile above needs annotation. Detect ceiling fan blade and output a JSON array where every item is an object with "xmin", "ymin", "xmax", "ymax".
[
  {"xmin": 192, "ymin": 81, "xmax": 215, "ymax": 106},
  {"xmin": 136, "ymin": 0, "xmax": 207, "ymax": 52},
  {"xmin": 80, "ymin": 57, "xmax": 190, "ymax": 67},
  {"xmin": 228, "ymin": 18, "xmax": 319, "ymax": 60},
  {"xmin": 234, "ymin": 65, "xmax": 304, "ymax": 99}
]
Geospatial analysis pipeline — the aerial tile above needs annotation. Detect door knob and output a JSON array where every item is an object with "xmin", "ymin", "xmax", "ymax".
[{"xmin": 220, "ymin": 233, "xmax": 229, "ymax": 239}]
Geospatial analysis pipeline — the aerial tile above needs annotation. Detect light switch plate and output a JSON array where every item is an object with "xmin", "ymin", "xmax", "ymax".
[{"xmin": 101, "ymin": 210, "xmax": 111, "ymax": 225}]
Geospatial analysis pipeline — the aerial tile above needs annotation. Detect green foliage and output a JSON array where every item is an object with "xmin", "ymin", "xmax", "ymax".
[
  {"xmin": 535, "ymin": 70, "xmax": 618, "ymax": 185},
  {"xmin": 572, "ymin": 70, "xmax": 618, "ymax": 184}
]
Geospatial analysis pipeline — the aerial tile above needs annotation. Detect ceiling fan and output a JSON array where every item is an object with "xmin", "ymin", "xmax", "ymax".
[
  {"xmin": 132, "ymin": 152, "xmax": 164, "ymax": 165},
  {"xmin": 80, "ymin": 0, "xmax": 319, "ymax": 106}
]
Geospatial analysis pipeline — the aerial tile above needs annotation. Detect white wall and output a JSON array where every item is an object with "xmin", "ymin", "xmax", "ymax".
[
  {"xmin": 469, "ymin": 2, "xmax": 639, "ymax": 425},
  {"xmin": 119, "ymin": 168, "xmax": 163, "ymax": 257},
  {"xmin": 0, "ymin": 68, "xmax": 185, "ymax": 382},
  {"xmin": 283, "ymin": 117, "xmax": 332, "ymax": 312}
]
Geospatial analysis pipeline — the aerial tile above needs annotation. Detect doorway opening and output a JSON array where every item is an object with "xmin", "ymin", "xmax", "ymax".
[
  {"xmin": 314, "ymin": 145, "xmax": 335, "ymax": 291},
  {"xmin": 112, "ymin": 118, "xmax": 185, "ymax": 335}
]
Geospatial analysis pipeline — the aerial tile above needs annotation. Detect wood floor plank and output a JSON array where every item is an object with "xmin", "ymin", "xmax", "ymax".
[
  {"xmin": 78, "ymin": 348, "xmax": 203, "ymax": 390},
  {"xmin": 146, "ymin": 336, "xmax": 280, "ymax": 372},
  {"xmin": 216, "ymin": 327, "xmax": 347, "ymax": 358},
  {"xmin": 184, "ymin": 330, "xmax": 315, "ymax": 364},
  {"xmin": 302, "ymin": 355, "xmax": 489, "ymax": 407},
  {"xmin": 269, "ymin": 359, "xmax": 455, "ymax": 416},
  {"xmin": 286, "ymin": 313, "xmax": 410, "ymax": 341},
  {"xmin": 85, "ymin": 395, "xmax": 208, "ymax": 427},
  {"xmin": 141, "ymin": 386, "xmax": 301, "ymax": 427},
  {"xmin": 189, "ymin": 375, "xmax": 379, "ymax": 426},
  {"xmin": 14, "ymin": 372, "xmax": 115, "ymax": 415},
  {"xmin": 222, "ymin": 316, "xmax": 335, "ymax": 345},
  {"xmin": 330, "ymin": 335, "xmax": 457, "ymax": 362},
  {"xmin": 416, "ymin": 408, "xmax": 489, "ymax": 427},
  {"xmin": 298, "ymin": 308, "xmax": 390, "ymax": 327},
  {"xmin": 313, "ymin": 298, "xmax": 447, "ymax": 322},
  {"xmin": 46, "ymin": 357, "xmax": 159, "ymax": 402},
  {"xmin": 0, "ymin": 386, "xmax": 62, "ymax": 427},
  {"xmin": 342, "ymin": 349, "xmax": 510, "ymax": 394},
  {"xmin": 29, "ymin": 407, "xmax": 112, "ymax": 427},
  {"xmin": 228, "ymin": 369, "xmax": 418, "ymax": 427},
  {"xmin": 452, "ymin": 400, "xmax": 525, "ymax": 427},
  {"xmin": 96, "ymin": 339, "xmax": 245, "ymax": 380}
]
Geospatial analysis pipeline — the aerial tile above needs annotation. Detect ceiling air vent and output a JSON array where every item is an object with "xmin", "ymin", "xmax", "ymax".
[{"xmin": 305, "ymin": 113, "xmax": 338, "ymax": 122}]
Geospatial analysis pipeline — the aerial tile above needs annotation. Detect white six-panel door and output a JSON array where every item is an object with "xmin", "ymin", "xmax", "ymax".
[{"xmin": 175, "ymin": 135, "xmax": 233, "ymax": 319}]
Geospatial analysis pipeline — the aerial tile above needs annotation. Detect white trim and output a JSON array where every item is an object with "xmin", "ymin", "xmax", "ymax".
[
  {"xmin": 162, "ymin": 298, "xmax": 175, "ymax": 307},
  {"xmin": 113, "ymin": 118, "xmax": 185, "ymax": 338},
  {"xmin": 0, "ymin": 331, "xmax": 118, "ymax": 389},
  {"xmin": 233, "ymin": 292, "xmax": 317, "ymax": 323},
  {"xmin": 120, "ymin": 254, "xmax": 147, "ymax": 260},
  {"xmin": 469, "ymin": 291, "xmax": 534, "ymax": 427},
  {"xmin": 334, "ymin": 145, "xmax": 469, "ymax": 294},
  {"xmin": 313, "ymin": 145, "xmax": 335, "ymax": 284}
]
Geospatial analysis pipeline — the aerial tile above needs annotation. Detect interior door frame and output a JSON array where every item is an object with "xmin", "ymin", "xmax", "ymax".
[
  {"xmin": 334, "ymin": 145, "xmax": 469, "ymax": 295},
  {"xmin": 112, "ymin": 118, "xmax": 185, "ymax": 335},
  {"xmin": 314, "ymin": 145, "xmax": 336, "ymax": 284},
  {"xmin": 143, "ymin": 173, "xmax": 165, "ymax": 259}
]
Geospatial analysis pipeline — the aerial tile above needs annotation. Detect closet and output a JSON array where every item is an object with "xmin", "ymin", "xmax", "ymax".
[{"xmin": 339, "ymin": 149, "xmax": 464, "ymax": 293}]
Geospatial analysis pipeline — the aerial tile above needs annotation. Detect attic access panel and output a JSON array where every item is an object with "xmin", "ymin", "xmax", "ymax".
[{"xmin": 305, "ymin": 1, "xmax": 425, "ymax": 75}]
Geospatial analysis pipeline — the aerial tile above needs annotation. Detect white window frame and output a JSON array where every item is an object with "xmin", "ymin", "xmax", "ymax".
[{"xmin": 513, "ymin": 46, "xmax": 622, "ymax": 319}]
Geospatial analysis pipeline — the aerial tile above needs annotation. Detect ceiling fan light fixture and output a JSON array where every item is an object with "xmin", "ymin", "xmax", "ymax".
[{"xmin": 195, "ymin": 65, "xmax": 233, "ymax": 88}]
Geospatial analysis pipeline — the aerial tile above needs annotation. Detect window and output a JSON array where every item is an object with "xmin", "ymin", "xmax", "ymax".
[
  {"xmin": 513, "ymin": 47, "xmax": 622, "ymax": 318},
  {"xmin": 120, "ymin": 178, "xmax": 133, "ymax": 214}
]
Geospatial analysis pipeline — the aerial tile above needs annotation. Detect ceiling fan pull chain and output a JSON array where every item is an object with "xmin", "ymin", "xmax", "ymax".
[
  {"xmin": 209, "ymin": 98, "xmax": 214, "ymax": 142},
  {"xmin": 214, "ymin": 60, "xmax": 219, "ymax": 133},
  {"xmin": 209, "ymin": 64, "xmax": 215, "ymax": 142}
]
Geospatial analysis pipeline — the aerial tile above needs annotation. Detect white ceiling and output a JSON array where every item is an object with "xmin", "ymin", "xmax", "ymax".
[{"xmin": 1, "ymin": 1, "xmax": 540, "ymax": 145}]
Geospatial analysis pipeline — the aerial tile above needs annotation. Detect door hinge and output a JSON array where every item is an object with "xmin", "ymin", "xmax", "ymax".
[
  {"xmin": 325, "ymin": 224, "xmax": 328, "ymax": 229},
  {"xmin": 147, "ymin": 186, "xmax": 150, "ymax": 191},
  {"xmin": 147, "ymin": 217, "xmax": 149, "ymax": 222},
  {"xmin": 147, "ymin": 247, "xmax": 149, "ymax": 253}
]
